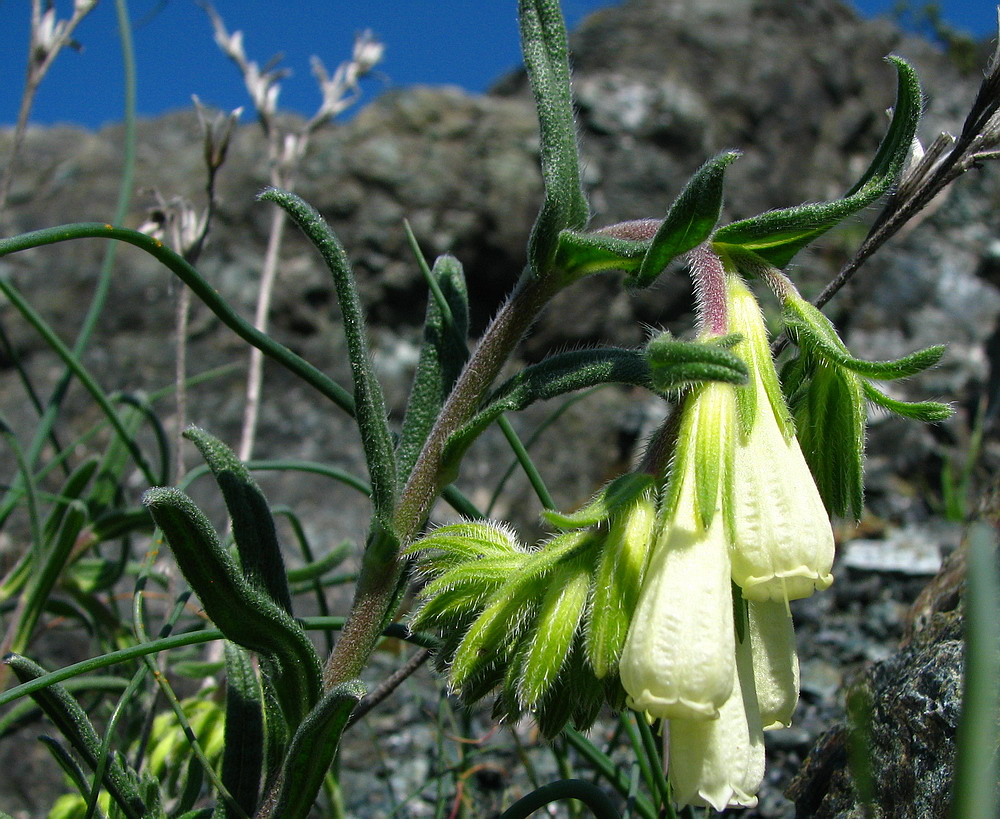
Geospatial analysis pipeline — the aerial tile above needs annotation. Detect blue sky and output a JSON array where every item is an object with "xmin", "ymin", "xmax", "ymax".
[{"xmin": 0, "ymin": 1, "xmax": 997, "ymax": 130}]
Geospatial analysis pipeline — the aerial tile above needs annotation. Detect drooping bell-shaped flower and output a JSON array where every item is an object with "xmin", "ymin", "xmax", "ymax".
[
  {"xmin": 619, "ymin": 380, "xmax": 737, "ymax": 720},
  {"xmin": 726, "ymin": 275, "xmax": 835, "ymax": 603},
  {"xmin": 667, "ymin": 629, "xmax": 766, "ymax": 810}
]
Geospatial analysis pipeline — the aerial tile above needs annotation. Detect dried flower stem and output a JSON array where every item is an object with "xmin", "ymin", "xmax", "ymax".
[{"xmin": 0, "ymin": 0, "xmax": 98, "ymax": 220}]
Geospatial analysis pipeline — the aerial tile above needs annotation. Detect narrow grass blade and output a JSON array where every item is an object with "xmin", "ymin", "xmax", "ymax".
[
  {"xmin": 0, "ymin": 223, "xmax": 356, "ymax": 415},
  {"xmin": 10, "ymin": 499, "xmax": 88, "ymax": 655},
  {"xmin": 952, "ymin": 522, "xmax": 1000, "ymax": 819}
]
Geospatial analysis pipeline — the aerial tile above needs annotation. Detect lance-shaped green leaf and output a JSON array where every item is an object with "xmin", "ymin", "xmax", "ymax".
[
  {"xmin": 518, "ymin": 553, "xmax": 592, "ymax": 708},
  {"xmin": 645, "ymin": 332, "xmax": 748, "ymax": 394},
  {"xmin": 789, "ymin": 356, "xmax": 866, "ymax": 520},
  {"xmin": 861, "ymin": 380, "xmax": 953, "ymax": 422},
  {"xmin": 216, "ymin": 642, "xmax": 264, "ymax": 819},
  {"xmin": 185, "ymin": 427, "xmax": 292, "ymax": 615},
  {"xmin": 441, "ymin": 347, "xmax": 651, "ymax": 476},
  {"xmin": 519, "ymin": 0, "xmax": 590, "ymax": 275},
  {"xmin": 263, "ymin": 680, "xmax": 365, "ymax": 819},
  {"xmin": 143, "ymin": 487, "xmax": 321, "ymax": 728},
  {"xmin": 630, "ymin": 151, "xmax": 740, "ymax": 288},
  {"xmin": 259, "ymin": 188, "xmax": 397, "ymax": 533},
  {"xmin": 714, "ymin": 58, "xmax": 921, "ymax": 267},
  {"xmin": 542, "ymin": 472, "xmax": 656, "ymax": 530},
  {"xmin": 783, "ymin": 296, "xmax": 945, "ymax": 380},
  {"xmin": 5, "ymin": 654, "xmax": 147, "ymax": 819},
  {"xmin": 397, "ymin": 254, "xmax": 469, "ymax": 484}
]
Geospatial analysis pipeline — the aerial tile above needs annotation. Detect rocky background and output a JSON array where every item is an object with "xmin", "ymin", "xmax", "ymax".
[{"xmin": 1, "ymin": 0, "xmax": 997, "ymax": 816}]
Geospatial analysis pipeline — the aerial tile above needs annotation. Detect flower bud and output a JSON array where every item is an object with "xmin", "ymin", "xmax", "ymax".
[
  {"xmin": 586, "ymin": 487, "xmax": 656, "ymax": 678},
  {"xmin": 747, "ymin": 599, "xmax": 799, "ymax": 729},
  {"xmin": 619, "ymin": 383, "xmax": 737, "ymax": 719}
]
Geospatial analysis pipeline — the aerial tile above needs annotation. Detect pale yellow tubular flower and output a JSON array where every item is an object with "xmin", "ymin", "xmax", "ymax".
[
  {"xmin": 747, "ymin": 599, "xmax": 800, "ymax": 729},
  {"xmin": 667, "ymin": 630, "xmax": 766, "ymax": 810},
  {"xmin": 619, "ymin": 382, "xmax": 736, "ymax": 720},
  {"xmin": 726, "ymin": 275, "xmax": 834, "ymax": 603}
]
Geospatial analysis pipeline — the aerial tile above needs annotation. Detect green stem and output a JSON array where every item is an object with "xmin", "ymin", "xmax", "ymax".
[
  {"xmin": 498, "ymin": 414, "xmax": 556, "ymax": 510},
  {"xmin": 323, "ymin": 273, "xmax": 560, "ymax": 689},
  {"xmin": 498, "ymin": 779, "xmax": 620, "ymax": 819}
]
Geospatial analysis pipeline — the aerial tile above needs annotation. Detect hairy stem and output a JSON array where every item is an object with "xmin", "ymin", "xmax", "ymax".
[{"xmin": 323, "ymin": 273, "xmax": 561, "ymax": 688}]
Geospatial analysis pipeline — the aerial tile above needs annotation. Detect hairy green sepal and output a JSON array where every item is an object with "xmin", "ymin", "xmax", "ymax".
[
  {"xmin": 518, "ymin": 555, "xmax": 591, "ymax": 708},
  {"xmin": 585, "ymin": 489, "xmax": 656, "ymax": 678}
]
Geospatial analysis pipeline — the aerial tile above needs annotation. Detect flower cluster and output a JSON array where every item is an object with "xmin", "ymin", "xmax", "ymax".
[
  {"xmin": 405, "ymin": 251, "xmax": 950, "ymax": 810},
  {"xmin": 619, "ymin": 271, "xmax": 834, "ymax": 810}
]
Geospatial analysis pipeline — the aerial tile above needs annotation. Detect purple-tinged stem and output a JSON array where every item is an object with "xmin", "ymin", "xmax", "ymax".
[{"xmin": 688, "ymin": 244, "xmax": 729, "ymax": 336}]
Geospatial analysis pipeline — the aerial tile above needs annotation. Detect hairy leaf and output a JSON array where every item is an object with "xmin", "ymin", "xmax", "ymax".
[
  {"xmin": 645, "ymin": 333, "xmax": 748, "ymax": 394},
  {"xmin": 714, "ymin": 58, "xmax": 921, "ymax": 267},
  {"xmin": 143, "ymin": 488, "xmax": 321, "ymax": 728},
  {"xmin": 784, "ymin": 297, "xmax": 946, "ymax": 380},
  {"xmin": 542, "ymin": 472, "xmax": 656, "ymax": 530},
  {"xmin": 520, "ymin": 0, "xmax": 589, "ymax": 274},
  {"xmin": 259, "ymin": 188, "xmax": 397, "ymax": 533},
  {"xmin": 861, "ymin": 381, "xmax": 953, "ymax": 422},
  {"xmin": 5, "ymin": 655, "xmax": 147, "ymax": 819},
  {"xmin": 397, "ymin": 254, "xmax": 470, "ymax": 483},
  {"xmin": 185, "ymin": 427, "xmax": 292, "ymax": 615},
  {"xmin": 630, "ymin": 151, "xmax": 740, "ymax": 287},
  {"xmin": 442, "ymin": 347, "xmax": 651, "ymax": 474},
  {"xmin": 263, "ymin": 681, "xmax": 365, "ymax": 819}
]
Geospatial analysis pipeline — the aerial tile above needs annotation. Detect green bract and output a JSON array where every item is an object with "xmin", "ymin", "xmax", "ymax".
[{"xmin": 782, "ymin": 292, "xmax": 952, "ymax": 519}]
